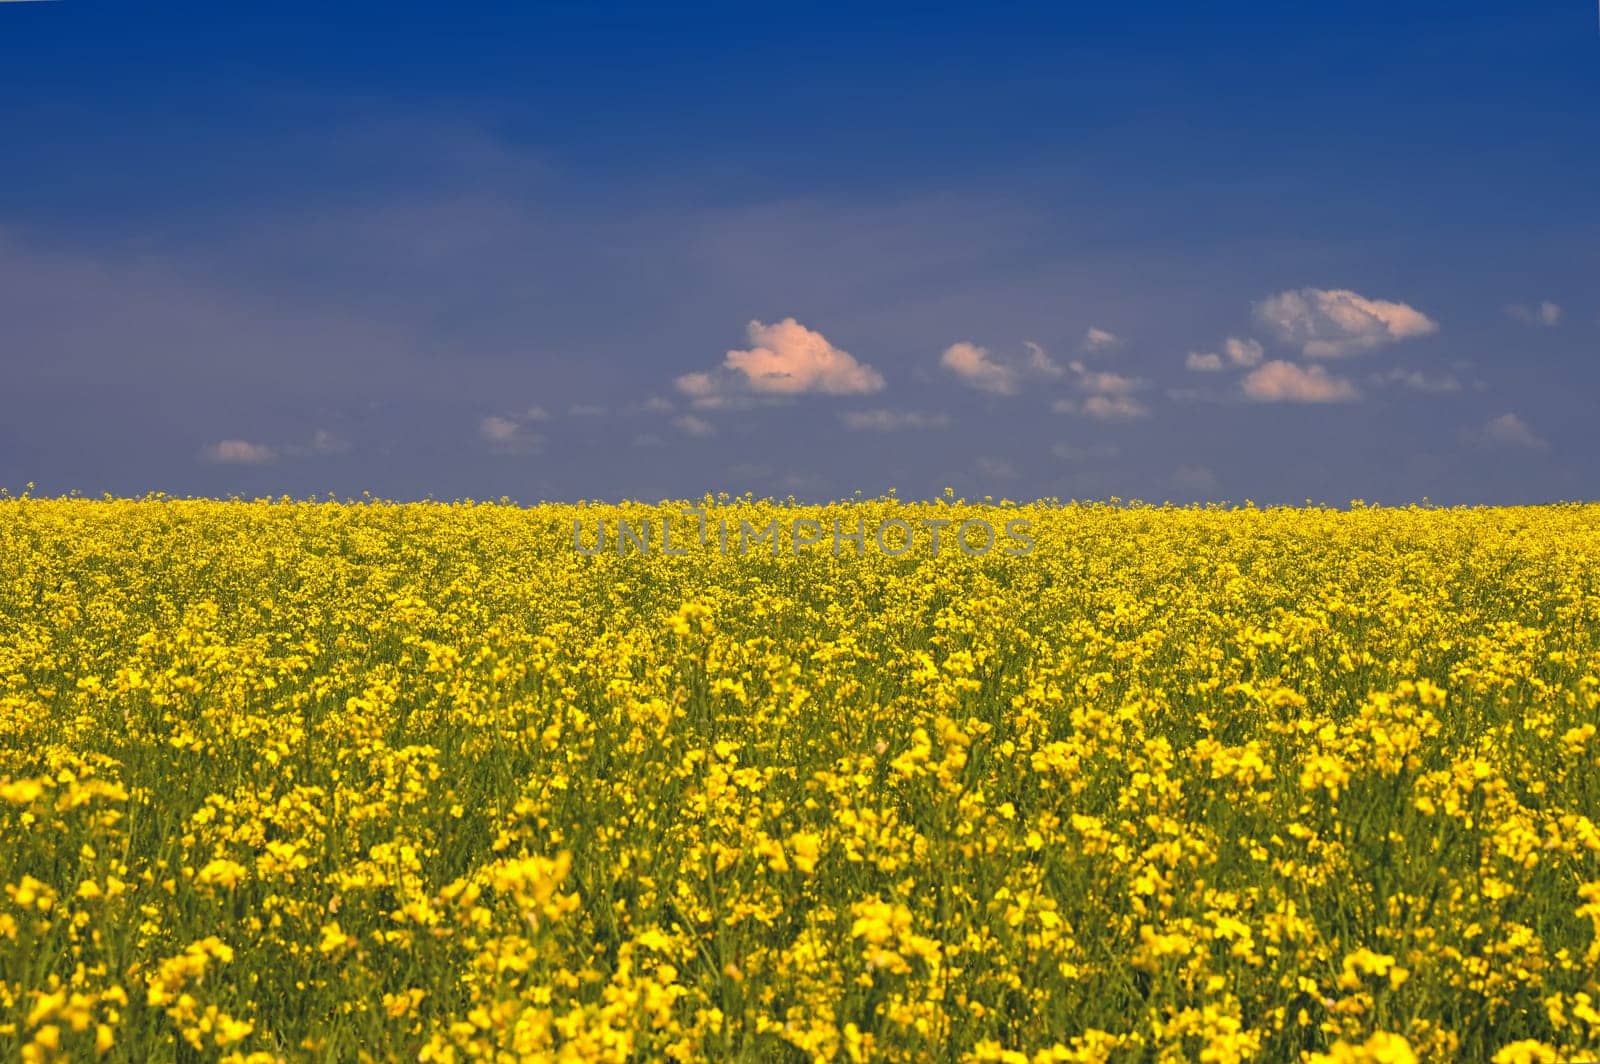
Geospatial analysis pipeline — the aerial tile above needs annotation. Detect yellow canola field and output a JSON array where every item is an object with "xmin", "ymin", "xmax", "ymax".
[{"xmin": 2, "ymin": 497, "xmax": 1599, "ymax": 1063}]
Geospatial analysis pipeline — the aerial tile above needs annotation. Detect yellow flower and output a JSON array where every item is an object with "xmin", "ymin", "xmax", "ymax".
[
  {"xmin": 0, "ymin": 778, "xmax": 46, "ymax": 804},
  {"xmin": 318, "ymin": 922, "xmax": 357, "ymax": 954}
]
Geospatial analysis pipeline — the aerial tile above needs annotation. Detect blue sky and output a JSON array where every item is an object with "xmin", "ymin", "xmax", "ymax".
[{"xmin": 2, "ymin": 1, "xmax": 1595, "ymax": 504}]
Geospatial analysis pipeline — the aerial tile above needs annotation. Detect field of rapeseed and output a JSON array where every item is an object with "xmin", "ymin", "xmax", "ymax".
[{"xmin": 2, "ymin": 496, "xmax": 1599, "ymax": 1063}]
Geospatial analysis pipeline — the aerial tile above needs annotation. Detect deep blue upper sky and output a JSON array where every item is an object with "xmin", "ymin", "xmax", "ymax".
[{"xmin": 2, "ymin": 1, "xmax": 1595, "ymax": 503}]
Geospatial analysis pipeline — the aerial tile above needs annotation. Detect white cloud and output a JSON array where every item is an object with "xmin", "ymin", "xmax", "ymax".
[
  {"xmin": 840, "ymin": 409, "xmax": 951, "ymax": 431},
  {"xmin": 1223, "ymin": 337, "xmax": 1264, "ymax": 367},
  {"xmin": 942, "ymin": 341, "xmax": 1019, "ymax": 395},
  {"xmin": 1188, "ymin": 337, "xmax": 1262, "ymax": 373},
  {"xmin": 524, "ymin": 405, "xmax": 550, "ymax": 421},
  {"xmin": 1241, "ymin": 360, "xmax": 1359, "ymax": 402},
  {"xmin": 479, "ymin": 415, "xmax": 520, "ymax": 442},
  {"xmin": 1254, "ymin": 287, "xmax": 1437, "ymax": 358},
  {"xmin": 1081, "ymin": 395, "xmax": 1150, "ymax": 421},
  {"xmin": 1052, "ymin": 359, "xmax": 1150, "ymax": 420},
  {"xmin": 1055, "ymin": 395, "xmax": 1150, "ymax": 421},
  {"xmin": 202, "ymin": 439, "xmax": 277, "ymax": 465},
  {"xmin": 678, "ymin": 318, "xmax": 884, "ymax": 406},
  {"xmin": 944, "ymin": 339, "xmax": 1079, "ymax": 393},
  {"xmin": 1508, "ymin": 301, "xmax": 1562, "ymax": 327},
  {"xmin": 641, "ymin": 396, "xmax": 674, "ymax": 413},
  {"xmin": 1479, "ymin": 412, "xmax": 1547, "ymax": 450},
  {"xmin": 1074, "ymin": 367, "xmax": 1142, "ymax": 395},
  {"xmin": 1025, "ymin": 340, "xmax": 1064, "ymax": 377},
  {"xmin": 1082, "ymin": 327, "xmax": 1121, "ymax": 352},
  {"xmin": 674, "ymin": 414, "xmax": 716, "ymax": 437},
  {"xmin": 568, "ymin": 403, "xmax": 606, "ymax": 417},
  {"xmin": 726, "ymin": 318, "xmax": 884, "ymax": 395},
  {"xmin": 479, "ymin": 414, "xmax": 543, "ymax": 453}
]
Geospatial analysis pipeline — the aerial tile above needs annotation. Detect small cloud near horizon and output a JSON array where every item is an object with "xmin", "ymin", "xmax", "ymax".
[
  {"xmin": 479, "ymin": 414, "xmax": 543, "ymax": 454},
  {"xmin": 202, "ymin": 439, "xmax": 277, "ymax": 465},
  {"xmin": 1476, "ymin": 412, "xmax": 1547, "ymax": 450}
]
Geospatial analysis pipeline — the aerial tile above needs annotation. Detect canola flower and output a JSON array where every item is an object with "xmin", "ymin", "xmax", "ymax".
[{"xmin": 1, "ymin": 494, "xmax": 1598, "ymax": 1062}]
